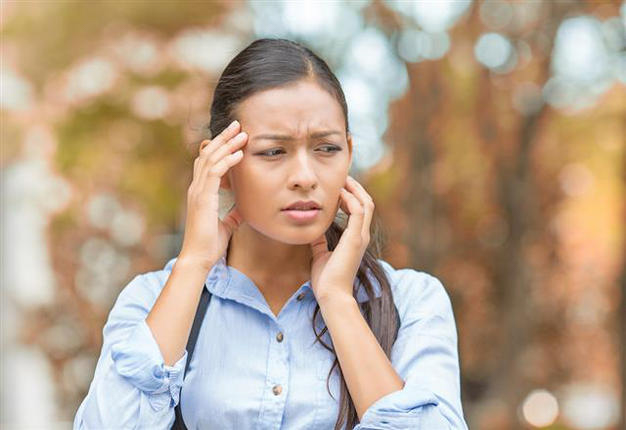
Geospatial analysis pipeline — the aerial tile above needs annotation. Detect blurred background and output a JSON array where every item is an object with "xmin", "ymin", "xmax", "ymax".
[{"xmin": 1, "ymin": 0, "xmax": 624, "ymax": 429}]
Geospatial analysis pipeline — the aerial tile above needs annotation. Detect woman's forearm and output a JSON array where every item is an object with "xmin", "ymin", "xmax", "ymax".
[
  {"xmin": 317, "ymin": 292, "xmax": 405, "ymax": 421},
  {"xmin": 145, "ymin": 256, "xmax": 213, "ymax": 366}
]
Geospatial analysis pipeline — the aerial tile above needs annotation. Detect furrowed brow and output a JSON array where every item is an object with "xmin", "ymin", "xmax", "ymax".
[{"xmin": 252, "ymin": 130, "xmax": 343, "ymax": 142}]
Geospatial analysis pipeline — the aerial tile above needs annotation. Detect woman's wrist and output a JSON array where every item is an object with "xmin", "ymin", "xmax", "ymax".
[{"xmin": 175, "ymin": 253, "xmax": 216, "ymax": 274}]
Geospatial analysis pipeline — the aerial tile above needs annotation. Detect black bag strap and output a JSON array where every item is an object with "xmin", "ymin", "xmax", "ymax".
[{"xmin": 172, "ymin": 287, "xmax": 212, "ymax": 430}]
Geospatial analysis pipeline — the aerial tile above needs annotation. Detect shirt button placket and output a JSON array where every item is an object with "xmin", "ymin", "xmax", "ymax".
[{"xmin": 261, "ymin": 322, "xmax": 289, "ymax": 428}]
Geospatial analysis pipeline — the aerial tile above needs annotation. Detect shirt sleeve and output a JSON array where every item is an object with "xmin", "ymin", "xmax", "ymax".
[
  {"xmin": 353, "ymin": 269, "xmax": 468, "ymax": 430},
  {"xmin": 73, "ymin": 273, "xmax": 188, "ymax": 429}
]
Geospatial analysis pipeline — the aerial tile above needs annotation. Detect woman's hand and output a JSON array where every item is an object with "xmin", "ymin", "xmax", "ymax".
[
  {"xmin": 309, "ymin": 175, "xmax": 375, "ymax": 303},
  {"xmin": 179, "ymin": 120, "xmax": 248, "ymax": 271}
]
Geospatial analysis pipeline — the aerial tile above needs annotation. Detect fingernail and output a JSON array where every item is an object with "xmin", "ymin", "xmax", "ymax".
[{"xmin": 230, "ymin": 120, "xmax": 239, "ymax": 128}]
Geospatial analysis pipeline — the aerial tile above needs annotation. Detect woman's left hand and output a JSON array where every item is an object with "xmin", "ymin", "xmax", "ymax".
[{"xmin": 309, "ymin": 175, "xmax": 375, "ymax": 304}]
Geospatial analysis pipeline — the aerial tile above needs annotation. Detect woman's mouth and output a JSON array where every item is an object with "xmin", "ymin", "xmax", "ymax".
[{"xmin": 281, "ymin": 208, "xmax": 321, "ymax": 224}]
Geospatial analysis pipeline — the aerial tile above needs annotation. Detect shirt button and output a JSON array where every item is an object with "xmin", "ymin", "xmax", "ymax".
[
  {"xmin": 296, "ymin": 292, "xmax": 306, "ymax": 301},
  {"xmin": 276, "ymin": 332, "xmax": 284, "ymax": 342},
  {"xmin": 272, "ymin": 384, "xmax": 283, "ymax": 395}
]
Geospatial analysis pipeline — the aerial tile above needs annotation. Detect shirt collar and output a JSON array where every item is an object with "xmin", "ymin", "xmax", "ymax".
[{"xmin": 164, "ymin": 254, "xmax": 382, "ymax": 305}]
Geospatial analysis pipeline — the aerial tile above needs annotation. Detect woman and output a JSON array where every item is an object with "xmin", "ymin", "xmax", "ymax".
[{"xmin": 73, "ymin": 38, "xmax": 468, "ymax": 430}]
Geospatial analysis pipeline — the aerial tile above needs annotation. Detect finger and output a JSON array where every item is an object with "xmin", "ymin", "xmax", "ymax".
[
  {"xmin": 337, "ymin": 186, "xmax": 352, "ymax": 215},
  {"xmin": 197, "ymin": 149, "xmax": 243, "ymax": 192},
  {"xmin": 339, "ymin": 187, "xmax": 364, "ymax": 245},
  {"xmin": 310, "ymin": 233, "xmax": 329, "ymax": 259},
  {"xmin": 209, "ymin": 131, "xmax": 248, "ymax": 164},
  {"xmin": 211, "ymin": 150, "xmax": 244, "ymax": 178},
  {"xmin": 193, "ymin": 156, "xmax": 200, "ymax": 182},
  {"xmin": 222, "ymin": 205, "xmax": 245, "ymax": 233},
  {"xmin": 345, "ymin": 176, "xmax": 374, "ymax": 205},
  {"xmin": 199, "ymin": 120, "xmax": 241, "ymax": 156},
  {"xmin": 362, "ymin": 203, "xmax": 373, "ymax": 243},
  {"xmin": 338, "ymin": 193, "xmax": 349, "ymax": 215},
  {"xmin": 345, "ymin": 176, "xmax": 374, "ymax": 241}
]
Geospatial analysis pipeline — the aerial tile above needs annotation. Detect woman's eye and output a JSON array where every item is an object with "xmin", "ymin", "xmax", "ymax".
[
  {"xmin": 260, "ymin": 149, "xmax": 285, "ymax": 157},
  {"xmin": 257, "ymin": 145, "xmax": 341, "ymax": 157},
  {"xmin": 318, "ymin": 145, "xmax": 341, "ymax": 153}
]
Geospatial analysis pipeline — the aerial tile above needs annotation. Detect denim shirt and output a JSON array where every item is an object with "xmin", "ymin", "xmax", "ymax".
[{"xmin": 73, "ymin": 253, "xmax": 468, "ymax": 429}]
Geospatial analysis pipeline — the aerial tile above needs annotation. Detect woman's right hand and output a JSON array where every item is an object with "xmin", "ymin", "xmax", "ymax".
[{"xmin": 179, "ymin": 120, "xmax": 248, "ymax": 271}]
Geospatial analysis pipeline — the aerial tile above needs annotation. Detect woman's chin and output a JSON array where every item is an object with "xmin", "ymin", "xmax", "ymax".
[
  {"xmin": 277, "ymin": 228, "xmax": 326, "ymax": 245},
  {"xmin": 246, "ymin": 212, "xmax": 336, "ymax": 245},
  {"xmin": 261, "ymin": 222, "xmax": 329, "ymax": 245}
]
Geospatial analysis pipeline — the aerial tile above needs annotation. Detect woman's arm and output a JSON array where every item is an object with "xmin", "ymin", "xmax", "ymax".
[
  {"xmin": 146, "ymin": 256, "xmax": 211, "ymax": 366},
  {"xmin": 73, "ymin": 265, "xmax": 205, "ymax": 429},
  {"xmin": 318, "ymin": 269, "xmax": 468, "ymax": 430}
]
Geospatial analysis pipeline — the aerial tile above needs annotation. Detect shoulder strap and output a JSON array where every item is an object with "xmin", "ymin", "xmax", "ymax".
[
  {"xmin": 394, "ymin": 303, "xmax": 402, "ymax": 339},
  {"xmin": 172, "ymin": 287, "xmax": 212, "ymax": 430}
]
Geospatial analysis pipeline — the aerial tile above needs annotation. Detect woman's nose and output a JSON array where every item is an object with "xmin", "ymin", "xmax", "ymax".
[{"xmin": 287, "ymin": 151, "xmax": 317, "ymax": 190}]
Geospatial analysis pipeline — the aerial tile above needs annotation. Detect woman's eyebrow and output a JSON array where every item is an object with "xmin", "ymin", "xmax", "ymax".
[{"xmin": 251, "ymin": 130, "xmax": 343, "ymax": 142}]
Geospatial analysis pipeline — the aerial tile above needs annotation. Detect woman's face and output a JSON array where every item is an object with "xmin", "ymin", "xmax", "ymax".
[{"xmin": 221, "ymin": 79, "xmax": 353, "ymax": 245}]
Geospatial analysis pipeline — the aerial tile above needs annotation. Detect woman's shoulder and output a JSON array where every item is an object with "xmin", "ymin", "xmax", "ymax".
[
  {"xmin": 110, "ymin": 257, "xmax": 179, "ymax": 312},
  {"xmin": 375, "ymin": 258, "xmax": 456, "ymax": 332}
]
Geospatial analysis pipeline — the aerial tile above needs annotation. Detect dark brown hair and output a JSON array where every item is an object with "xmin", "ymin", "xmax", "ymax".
[{"xmin": 208, "ymin": 38, "xmax": 400, "ymax": 430}]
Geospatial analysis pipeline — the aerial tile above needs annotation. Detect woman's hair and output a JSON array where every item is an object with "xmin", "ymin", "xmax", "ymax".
[{"xmin": 207, "ymin": 38, "xmax": 400, "ymax": 430}]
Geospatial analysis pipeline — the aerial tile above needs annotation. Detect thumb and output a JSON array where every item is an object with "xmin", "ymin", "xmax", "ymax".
[
  {"xmin": 221, "ymin": 205, "xmax": 244, "ymax": 235},
  {"xmin": 310, "ymin": 233, "xmax": 328, "ymax": 260}
]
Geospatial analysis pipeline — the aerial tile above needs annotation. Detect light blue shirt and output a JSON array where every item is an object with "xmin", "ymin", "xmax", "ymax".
[{"xmin": 73, "ymin": 253, "xmax": 468, "ymax": 429}]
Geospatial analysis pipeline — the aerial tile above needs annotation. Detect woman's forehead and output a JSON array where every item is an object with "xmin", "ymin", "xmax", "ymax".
[{"xmin": 235, "ymin": 82, "xmax": 345, "ymax": 132}]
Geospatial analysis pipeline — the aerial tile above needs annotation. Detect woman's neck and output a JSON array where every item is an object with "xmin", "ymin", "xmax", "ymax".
[{"xmin": 226, "ymin": 223, "xmax": 312, "ymax": 310}]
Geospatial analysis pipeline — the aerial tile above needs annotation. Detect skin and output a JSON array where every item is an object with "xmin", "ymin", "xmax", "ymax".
[
  {"xmin": 217, "ymin": 78, "xmax": 405, "ymax": 420},
  {"xmin": 220, "ymin": 78, "xmax": 353, "ymax": 314}
]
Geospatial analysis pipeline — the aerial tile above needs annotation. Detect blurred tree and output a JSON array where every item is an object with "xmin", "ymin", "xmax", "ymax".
[{"xmin": 367, "ymin": 0, "xmax": 624, "ymax": 428}]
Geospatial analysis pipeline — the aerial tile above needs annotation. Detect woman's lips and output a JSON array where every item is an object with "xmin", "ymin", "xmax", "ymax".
[{"xmin": 281, "ymin": 209, "xmax": 321, "ymax": 223}]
